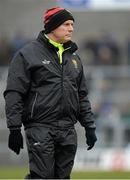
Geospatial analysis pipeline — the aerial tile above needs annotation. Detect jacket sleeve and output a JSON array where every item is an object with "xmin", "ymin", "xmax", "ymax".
[
  {"xmin": 78, "ymin": 65, "xmax": 96, "ymax": 129},
  {"xmin": 4, "ymin": 52, "xmax": 31, "ymax": 128}
]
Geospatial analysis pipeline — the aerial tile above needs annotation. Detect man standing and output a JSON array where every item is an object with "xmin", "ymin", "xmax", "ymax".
[{"xmin": 4, "ymin": 7, "xmax": 97, "ymax": 179}]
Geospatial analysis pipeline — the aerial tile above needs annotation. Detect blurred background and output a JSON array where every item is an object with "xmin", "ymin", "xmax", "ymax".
[{"xmin": 0, "ymin": 0, "xmax": 130, "ymax": 179}]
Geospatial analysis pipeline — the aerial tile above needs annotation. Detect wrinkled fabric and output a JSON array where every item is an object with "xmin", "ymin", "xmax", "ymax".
[{"xmin": 25, "ymin": 126, "xmax": 77, "ymax": 179}]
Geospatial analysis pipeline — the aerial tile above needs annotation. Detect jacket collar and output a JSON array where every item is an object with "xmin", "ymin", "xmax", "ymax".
[{"xmin": 36, "ymin": 30, "xmax": 78, "ymax": 53}]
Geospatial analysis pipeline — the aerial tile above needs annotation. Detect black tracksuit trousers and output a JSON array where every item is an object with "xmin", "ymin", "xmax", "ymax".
[{"xmin": 25, "ymin": 126, "xmax": 77, "ymax": 179}]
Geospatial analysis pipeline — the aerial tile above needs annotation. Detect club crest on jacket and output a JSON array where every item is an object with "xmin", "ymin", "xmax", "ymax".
[{"xmin": 72, "ymin": 59, "xmax": 78, "ymax": 69}]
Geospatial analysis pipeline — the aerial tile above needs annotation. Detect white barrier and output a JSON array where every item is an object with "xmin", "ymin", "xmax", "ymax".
[{"xmin": 73, "ymin": 148, "xmax": 130, "ymax": 171}]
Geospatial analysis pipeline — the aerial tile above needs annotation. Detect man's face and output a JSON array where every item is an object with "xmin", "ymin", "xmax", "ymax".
[{"xmin": 51, "ymin": 20, "xmax": 74, "ymax": 43}]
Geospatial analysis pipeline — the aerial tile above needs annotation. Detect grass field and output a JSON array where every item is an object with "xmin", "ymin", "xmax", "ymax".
[{"xmin": 0, "ymin": 167, "xmax": 130, "ymax": 179}]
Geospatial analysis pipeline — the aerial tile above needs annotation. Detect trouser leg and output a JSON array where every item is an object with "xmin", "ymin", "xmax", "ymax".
[
  {"xmin": 30, "ymin": 171, "xmax": 43, "ymax": 179},
  {"xmin": 24, "ymin": 171, "xmax": 43, "ymax": 179},
  {"xmin": 54, "ymin": 144, "xmax": 77, "ymax": 179},
  {"xmin": 54, "ymin": 128, "xmax": 77, "ymax": 179},
  {"xmin": 24, "ymin": 173, "xmax": 31, "ymax": 179},
  {"xmin": 25, "ymin": 126, "xmax": 55, "ymax": 179}
]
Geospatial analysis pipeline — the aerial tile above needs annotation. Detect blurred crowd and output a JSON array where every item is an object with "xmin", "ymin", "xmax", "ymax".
[
  {"xmin": 81, "ymin": 31, "xmax": 130, "ymax": 66},
  {"xmin": 0, "ymin": 31, "xmax": 130, "ymax": 66},
  {"xmin": 0, "ymin": 32, "xmax": 31, "ymax": 66}
]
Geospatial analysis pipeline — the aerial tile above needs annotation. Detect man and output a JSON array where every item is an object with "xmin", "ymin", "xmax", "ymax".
[{"xmin": 4, "ymin": 7, "xmax": 97, "ymax": 179}]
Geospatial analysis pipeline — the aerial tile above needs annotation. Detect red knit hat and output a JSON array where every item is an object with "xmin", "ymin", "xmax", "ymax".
[{"xmin": 43, "ymin": 7, "xmax": 74, "ymax": 34}]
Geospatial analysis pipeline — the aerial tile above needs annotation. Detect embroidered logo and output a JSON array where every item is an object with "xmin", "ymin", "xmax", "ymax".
[
  {"xmin": 72, "ymin": 59, "xmax": 78, "ymax": 69},
  {"xmin": 42, "ymin": 59, "xmax": 50, "ymax": 64},
  {"xmin": 33, "ymin": 142, "xmax": 41, "ymax": 146}
]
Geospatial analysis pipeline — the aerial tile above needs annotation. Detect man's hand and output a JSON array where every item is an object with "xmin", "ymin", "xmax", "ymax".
[
  {"xmin": 85, "ymin": 128, "xmax": 97, "ymax": 150},
  {"xmin": 8, "ymin": 129, "xmax": 23, "ymax": 154}
]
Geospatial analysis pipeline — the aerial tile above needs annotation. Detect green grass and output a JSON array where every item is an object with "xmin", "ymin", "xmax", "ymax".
[
  {"xmin": 0, "ymin": 166, "xmax": 130, "ymax": 179},
  {"xmin": 71, "ymin": 171, "xmax": 130, "ymax": 179},
  {"xmin": 0, "ymin": 166, "xmax": 28, "ymax": 179}
]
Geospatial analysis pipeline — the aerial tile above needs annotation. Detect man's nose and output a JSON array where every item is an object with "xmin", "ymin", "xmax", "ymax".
[{"xmin": 69, "ymin": 25, "xmax": 73, "ymax": 32}]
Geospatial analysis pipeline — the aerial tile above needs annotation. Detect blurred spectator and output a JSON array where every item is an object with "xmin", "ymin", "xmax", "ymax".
[
  {"xmin": 127, "ymin": 36, "xmax": 130, "ymax": 64},
  {"xmin": 0, "ymin": 37, "xmax": 11, "ymax": 66},
  {"xmin": 0, "ymin": 32, "xmax": 31, "ymax": 66},
  {"xmin": 96, "ymin": 45, "xmax": 113, "ymax": 65},
  {"xmin": 11, "ymin": 31, "xmax": 30, "ymax": 55},
  {"xmin": 96, "ymin": 31, "xmax": 121, "ymax": 65},
  {"xmin": 82, "ymin": 31, "xmax": 121, "ymax": 65},
  {"xmin": 81, "ymin": 33, "xmax": 99, "ymax": 65}
]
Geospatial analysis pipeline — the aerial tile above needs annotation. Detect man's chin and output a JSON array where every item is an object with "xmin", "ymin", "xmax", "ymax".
[{"xmin": 64, "ymin": 37, "xmax": 72, "ymax": 42}]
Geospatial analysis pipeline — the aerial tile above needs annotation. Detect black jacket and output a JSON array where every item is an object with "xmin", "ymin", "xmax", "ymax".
[{"xmin": 4, "ymin": 31, "xmax": 96, "ymax": 129}]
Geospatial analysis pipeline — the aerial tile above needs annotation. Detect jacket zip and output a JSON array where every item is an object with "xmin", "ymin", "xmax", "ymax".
[
  {"xmin": 60, "ymin": 49, "xmax": 69, "ymax": 115},
  {"xmin": 30, "ymin": 92, "xmax": 38, "ymax": 119}
]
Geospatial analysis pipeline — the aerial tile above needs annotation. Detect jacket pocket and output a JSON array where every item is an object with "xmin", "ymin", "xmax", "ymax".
[{"xmin": 30, "ymin": 92, "xmax": 38, "ymax": 119}]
